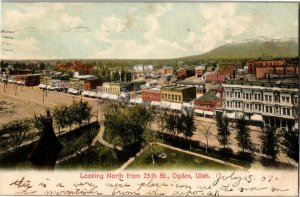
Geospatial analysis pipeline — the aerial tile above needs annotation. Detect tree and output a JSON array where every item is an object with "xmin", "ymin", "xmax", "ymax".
[
  {"xmin": 52, "ymin": 105, "xmax": 69, "ymax": 135},
  {"xmin": 181, "ymin": 109, "xmax": 196, "ymax": 150},
  {"xmin": 156, "ymin": 111, "xmax": 167, "ymax": 141},
  {"xmin": 235, "ymin": 116, "xmax": 253, "ymax": 153},
  {"xmin": 1, "ymin": 119, "xmax": 31, "ymax": 150},
  {"xmin": 165, "ymin": 114, "xmax": 177, "ymax": 136},
  {"xmin": 200, "ymin": 122, "xmax": 212, "ymax": 154},
  {"xmin": 281, "ymin": 128, "xmax": 299, "ymax": 162},
  {"xmin": 260, "ymin": 126, "xmax": 280, "ymax": 163},
  {"xmin": 216, "ymin": 114, "xmax": 230, "ymax": 149},
  {"xmin": 73, "ymin": 100, "xmax": 92, "ymax": 128}
]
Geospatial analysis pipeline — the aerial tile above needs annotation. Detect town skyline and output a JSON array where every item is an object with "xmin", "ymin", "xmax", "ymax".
[{"xmin": 1, "ymin": 2, "xmax": 298, "ymax": 60}]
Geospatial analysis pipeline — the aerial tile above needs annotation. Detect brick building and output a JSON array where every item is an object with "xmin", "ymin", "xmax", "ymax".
[
  {"xmin": 160, "ymin": 67, "xmax": 174, "ymax": 75},
  {"xmin": 84, "ymin": 79, "xmax": 102, "ymax": 91},
  {"xmin": 142, "ymin": 88, "xmax": 161, "ymax": 105},
  {"xmin": 205, "ymin": 73, "xmax": 226, "ymax": 84},
  {"xmin": 15, "ymin": 74, "xmax": 42, "ymax": 86},
  {"xmin": 176, "ymin": 68, "xmax": 196, "ymax": 80},
  {"xmin": 194, "ymin": 90, "xmax": 223, "ymax": 118}
]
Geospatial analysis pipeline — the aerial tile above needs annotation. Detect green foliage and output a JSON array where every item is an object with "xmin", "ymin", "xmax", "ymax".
[
  {"xmin": 215, "ymin": 114, "xmax": 230, "ymax": 149},
  {"xmin": 260, "ymin": 126, "xmax": 280, "ymax": 162},
  {"xmin": 235, "ymin": 116, "xmax": 253, "ymax": 152},
  {"xmin": 0, "ymin": 119, "xmax": 32, "ymax": 150},
  {"xmin": 32, "ymin": 113, "xmax": 48, "ymax": 132},
  {"xmin": 104, "ymin": 104, "xmax": 154, "ymax": 148},
  {"xmin": 280, "ymin": 128, "xmax": 299, "ymax": 162}
]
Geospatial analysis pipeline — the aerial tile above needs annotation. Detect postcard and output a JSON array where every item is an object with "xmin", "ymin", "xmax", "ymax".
[{"xmin": 0, "ymin": 1, "xmax": 298, "ymax": 196}]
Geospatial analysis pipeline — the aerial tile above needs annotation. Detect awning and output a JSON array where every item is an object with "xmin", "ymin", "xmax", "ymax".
[
  {"xmin": 225, "ymin": 112, "xmax": 236, "ymax": 119},
  {"xmin": 88, "ymin": 91, "xmax": 97, "ymax": 97},
  {"xmin": 38, "ymin": 84, "xmax": 46, "ymax": 89},
  {"xmin": 204, "ymin": 111, "xmax": 214, "ymax": 116},
  {"xmin": 160, "ymin": 101, "xmax": 171, "ymax": 108},
  {"xmin": 100, "ymin": 93, "xmax": 109, "ymax": 99},
  {"xmin": 183, "ymin": 102, "xmax": 192, "ymax": 108},
  {"xmin": 250, "ymin": 114, "xmax": 263, "ymax": 121},
  {"xmin": 150, "ymin": 101, "xmax": 160, "ymax": 106},
  {"xmin": 107, "ymin": 94, "xmax": 118, "ymax": 100},
  {"xmin": 195, "ymin": 109, "xmax": 204, "ymax": 114},
  {"xmin": 170, "ymin": 103, "xmax": 182, "ymax": 111},
  {"xmin": 82, "ymin": 91, "xmax": 90, "ymax": 96}
]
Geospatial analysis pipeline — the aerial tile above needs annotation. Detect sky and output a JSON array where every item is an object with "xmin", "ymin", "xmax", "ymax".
[{"xmin": 0, "ymin": 2, "xmax": 298, "ymax": 60}]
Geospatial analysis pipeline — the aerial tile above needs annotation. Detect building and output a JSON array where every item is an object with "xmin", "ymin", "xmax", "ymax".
[
  {"xmin": 15, "ymin": 74, "xmax": 42, "ymax": 86},
  {"xmin": 218, "ymin": 64, "xmax": 242, "ymax": 79},
  {"xmin": 69, "ymin": 78, "xmax": 84, "ymax": 90},
  {"xmin": 103, "ymin": 82, "xmax": 122, "ymax": 95},
  {"xmin": 247, "ymin": 59, "xmax": 298, "ymax": 79},
  {"xmin": 256, "ymin": 66, "xmax": 298, "ymax": 79},
  {"xmin": 194, "ymin": 90, "xmax": 223, "ymax": 118},
  {"xmin": 205, "ymin": 73, "xmax": 226, "ymax": 84},
  {"xmin": 56, "ymin": 61, "xmax": 92, "ymax": 74},
  {"xmin": 222, "ymin": 80, "xmax": 298, "ymax": 129},
  {"xmin": 248, "ymin": 59, "xmax": 285, "ymax": 74},
  {"xmin": 160, "ymin": 85, "xmax": 196, "ymax": 103},
  {"xmin": 40, "ymin": 76, "xmax": 52, "ymax": 85},
  {"xmin": 177, "ymin": 68, "xmax": 196, "ymax": 80},
  {"xmin": 160, "ymin": 67, "xmax": 174, "ymax": 75},
  {"xmin": 142, "ymin": 88, "xmax": 161, "ymax": 105},
  {"xmin": 84, "ymin": 79, "xmax": 102, "ymax": 91}
]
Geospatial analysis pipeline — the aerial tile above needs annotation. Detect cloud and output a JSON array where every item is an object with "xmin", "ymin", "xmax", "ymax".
[
  {"xmin": 185, "ymin": 3, "xmax": 251, "ymax": 53},
  {"xmin": 94, "ymin": 38, "xmax": 186, "ymax": 59},
  {"xmin": 95, "ymin": 15, "xmax": 124, "ymax": 43},
  {"xmin": 2, "ymin": 3, "xmax": 82, "ymax": 32},
  {"xmin": 1, "ymin": 37, "xmax": 42, "ymax": 59}
]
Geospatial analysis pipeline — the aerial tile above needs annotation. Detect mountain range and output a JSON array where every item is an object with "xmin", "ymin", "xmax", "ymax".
[{"xmin": 181, "ymin": 36, "xmax": 298, "ymax": 61}]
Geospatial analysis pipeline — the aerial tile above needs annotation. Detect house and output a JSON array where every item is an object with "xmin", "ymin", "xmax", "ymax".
[
  {"xmin": 205, "ymin": 73, "xmax": 226, "ymax": 84},
  {"xmin": 69, "ymin": 78, "xmax": 84, "ymax": 90}
]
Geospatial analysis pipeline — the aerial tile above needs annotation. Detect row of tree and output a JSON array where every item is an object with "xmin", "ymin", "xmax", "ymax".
[
  {"xmin": 0, "ymin": 100, "xmax": 92, "ymax": 152},
  {"xmin": 215, "ymin": 114, "xmax": 299, "ymax": 162}
]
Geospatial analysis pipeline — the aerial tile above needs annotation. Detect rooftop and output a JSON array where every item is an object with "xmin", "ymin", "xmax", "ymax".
[
  {"xmin": 161, "ymin": 85, "xmax": 194, "ymax": 91},
  {"xmin": 175, "ymin": 80, "xmax": 205, "ymax": 86},
  {"xmin": 225, "ymin": 78, "xmax": 298, "ymax": 89},
  {"xmin": 198, "ymin": 91, "xmax": 217, "ymax": 102}
]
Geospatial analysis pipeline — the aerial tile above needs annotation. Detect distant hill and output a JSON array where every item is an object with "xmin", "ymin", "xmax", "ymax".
[{"xmin": 181, "ymin": 37, "xmax": 298, "ymax": 61}]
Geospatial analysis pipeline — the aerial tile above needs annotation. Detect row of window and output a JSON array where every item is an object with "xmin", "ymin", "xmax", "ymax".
[
  {"xmin": 225, "ymin": 91, "xmax": 298, "ymax": 104},
  {"xmin": 225, "ymin": 101, "xmax": 293, "ymax": 116},
  {"xmin": 161, "ymin": 93, "xmax": 182, "ymax": 101}
]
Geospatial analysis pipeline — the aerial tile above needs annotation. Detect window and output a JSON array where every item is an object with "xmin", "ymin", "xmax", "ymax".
[
  {"xmin": 254, "ymin": 94, "xmax": 257, "ymax": 100},
  {"xmin": 286, "ymin": 97, "xmax": 290, "ymax": 103},
  {"xmin": 226, "ymin": 92, "xmax": 229, "ymax": 97},
  {"xmin": 265, "ymin": 95, "xmax": 268, "ymax": 101},
  {"xmin": 246, "ymin": 94, "xmax": 249, "ymax": 99},
  {"xmin": 238, "ymin": 92, "xmax": 241, "ymax": 98},
  {"xmin": 294, "ymin": 97, "xmax": 298, "ymax": 105},
  {"xmin": 269, "ymin": 107, "xmax": 272, "ymax": 113},
  {"xmin": 247, "ymin": 104, "xmax": 249, "ymax": 109},
  {"xmin": 172, "ymin": 95, "xmax": 174, "ymax": 100},
  {"xmin": 179, "ymin": 95, "xmax": 181, "ymax": 101},
  {"xmin": 266, "ymin": 106, "xmax": 269, "ymax": 113},
  {"xmin": 235, "ymin": 92, "xmax": 237, "ymax": 98},
  {"xmin": 287, "ymin": 108, "xmax": 290, "ymax": 116},
  {"xmin": 259, "ymin": 105, "xmax": 261, "ymax": 111},
  {"xmin": 282, "ymin": 97, "xmax": 285, "ymax": 102},
  {"xmin": 227, "ymin": 101, "xmax": 229, "ymax": 108},
  {"xmin": 283, "ymin": 108, "xmax": 286, "ymax": 115},
  {"xmin": 269, "ymin": 95, "xmax": 272, "ymax": 102},
  {"xmin": 175, "ymin": 95, "xmax": 177, "ymax": 100},
  {"xmin": 258, "ymin": 94, "xmax": 261, "ymax": 100}
]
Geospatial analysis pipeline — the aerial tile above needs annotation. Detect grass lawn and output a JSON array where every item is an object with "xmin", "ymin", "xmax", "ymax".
[
  {"xmin": 56, "ymin": 143, "xmax": 123, "ymax": 170},
  {"xmin": 127, "ymin": 144, "xmax": 236, "ymax": 170}
]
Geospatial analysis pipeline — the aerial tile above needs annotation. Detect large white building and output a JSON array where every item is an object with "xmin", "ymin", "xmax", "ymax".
[{"xmin": 222, "ymin": 80, "xmax": 298, "ymax": 130}]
